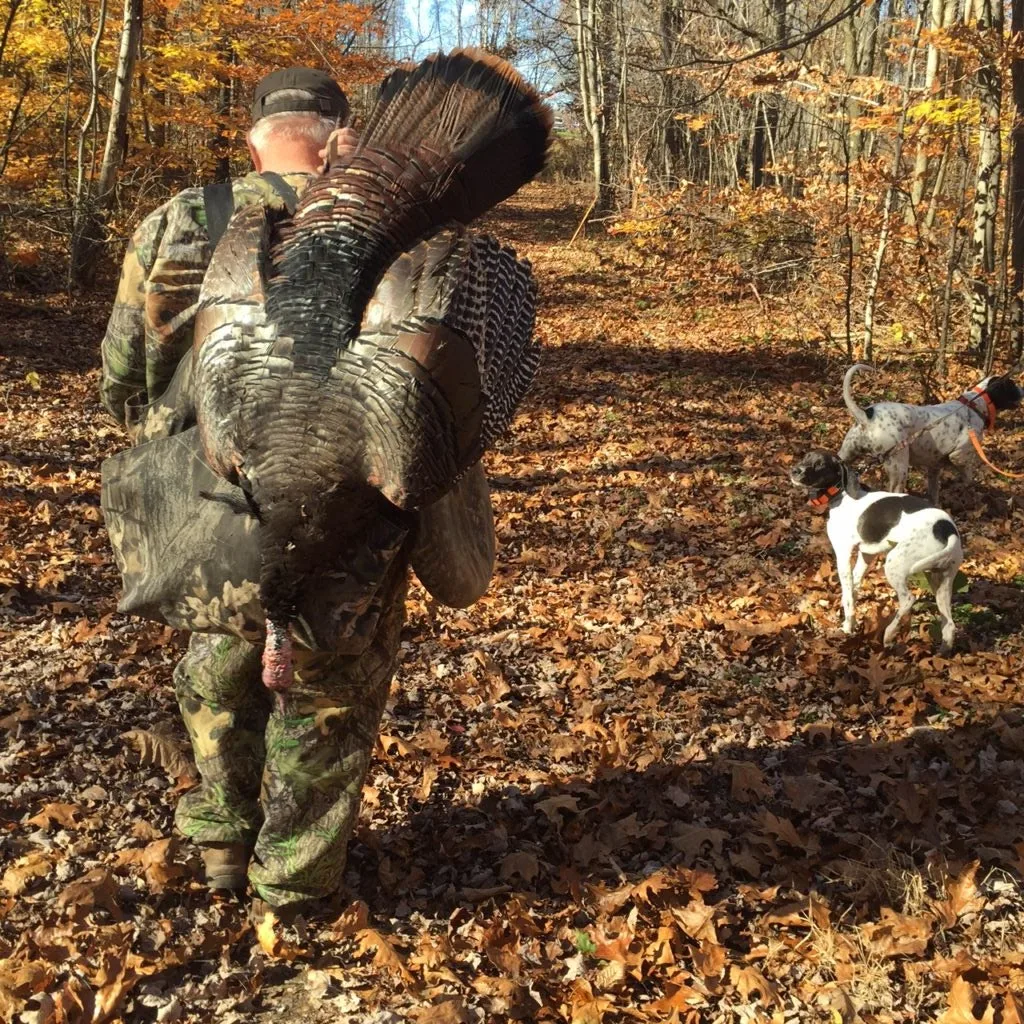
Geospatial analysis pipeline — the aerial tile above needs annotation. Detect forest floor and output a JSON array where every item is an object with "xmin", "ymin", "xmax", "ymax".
[{"xmin": 3, "ymin": 183, "xmax": 1024, "ymax": 1024}]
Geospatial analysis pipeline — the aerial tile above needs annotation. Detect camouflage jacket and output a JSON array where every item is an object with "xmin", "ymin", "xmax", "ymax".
[{"xmin": 100, "ymin": 172, "xmax": 311, "ymax": 425}]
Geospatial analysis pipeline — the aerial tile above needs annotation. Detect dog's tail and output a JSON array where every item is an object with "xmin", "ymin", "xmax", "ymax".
[
  {"xmin": 910, "ymin": 519, "xmax": 963, "ymax": 576},
  {"xmin": 843, "ymin": 363, "xmax": 877, "ymax": 427}
]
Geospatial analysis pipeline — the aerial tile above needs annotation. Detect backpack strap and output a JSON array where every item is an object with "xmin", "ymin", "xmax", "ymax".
[
  {"xmin": 202, "ymin": 181, "xmax": 236, "ymax": 248},
  {"xmin": 257, "ymin": 170, "xmax": 299, "ymax": 213},
  {"xmin": 203, "ymin": 172, "xmax": 301, "ymax": 249}
]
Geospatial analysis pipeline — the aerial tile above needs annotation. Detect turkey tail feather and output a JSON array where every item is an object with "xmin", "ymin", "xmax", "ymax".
[
  {"xmin": 265, "ymin": 49, "xmax": 552, "ymax": 342},
  {"xmin": 355, "ymin": 48, "xmax": 552, "ymax": 225}
]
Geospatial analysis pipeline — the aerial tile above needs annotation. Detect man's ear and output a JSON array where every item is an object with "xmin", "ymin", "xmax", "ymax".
[{"xmin": 247, "ymin": 134, "xmax": 263, "ymax": 173}]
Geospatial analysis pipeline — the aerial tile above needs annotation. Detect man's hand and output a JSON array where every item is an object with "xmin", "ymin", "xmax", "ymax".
[{"xmin": 319, "ymin": 127, "xmax": 360, "ymax": 172}]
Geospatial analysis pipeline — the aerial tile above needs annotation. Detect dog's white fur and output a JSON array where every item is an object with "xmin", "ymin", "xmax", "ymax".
[
  {"xmin": 838, "ymin": 364, "xmax": 1023, "ymax": 503},
  {"xmin": 791, "ymin": 451, "xmax": 963, "ymax": 650}
]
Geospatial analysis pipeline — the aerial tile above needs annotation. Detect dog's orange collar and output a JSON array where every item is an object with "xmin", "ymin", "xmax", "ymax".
[
  {"xmin": 958, "ymin": 385, "xmax": 996, "ymax": 430},
  {"xmin": 808, "ymin": 485, "xmax": 841, "ymax": 509}
]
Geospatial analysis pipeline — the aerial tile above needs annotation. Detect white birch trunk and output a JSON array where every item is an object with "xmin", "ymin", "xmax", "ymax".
[
  {"xmin": 906, "ymin": 0, "xmax": 948, "ymax": 224},
  {"xmin": 969, "ymin": 0, "xmax": 1003, "ymax": 357},
  {"xmin": 96, "ymin": 0, "xmax": 142, "ymax": 206}
]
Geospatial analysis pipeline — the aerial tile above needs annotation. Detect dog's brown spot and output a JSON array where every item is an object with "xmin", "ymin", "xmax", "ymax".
[{"xmin": 858, "ymin": 495, "xmax": 932, "ymax": 545}]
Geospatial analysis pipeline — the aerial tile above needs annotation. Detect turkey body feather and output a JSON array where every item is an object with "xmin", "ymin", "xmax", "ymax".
[{"xmin": 190, "ymin": 50, "xmax": 551, "ymax": 696}]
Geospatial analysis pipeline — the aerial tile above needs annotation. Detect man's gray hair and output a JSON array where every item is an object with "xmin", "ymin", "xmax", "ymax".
[{"xmin": 248, "ymin": 91, "xmax": 338, "ymax": 152}]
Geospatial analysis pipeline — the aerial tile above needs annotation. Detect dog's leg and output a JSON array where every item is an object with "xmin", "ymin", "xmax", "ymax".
[
  {"xmin": 885, "ymin": 449, "xmax": 911, "ymax": 494},
  {"xmin": 835, "ymin": 541, "xmax": 858, "ymax": 633},
  {"xmin": 852, "ymin": 550, "xmax": 876, "ymax": 591},
  {"xmin": 949, "ymin": 444, "xmax": 980, "ymax": 491},
  {"xmin": 926, "ymin": 466, "xmax": 942, "ymax": 505},
  {"xmin": 931, "ymin": 569, "xmax": 957, "ymax": 652},
  {"xmin": 882, "ymin": 549, "xmax": 917, "ymax": 646}
]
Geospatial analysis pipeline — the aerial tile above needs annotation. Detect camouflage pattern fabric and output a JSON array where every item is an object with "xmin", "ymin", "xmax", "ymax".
[
  {"xmin": 174, "ymin": 570, "xmax": 407, "ymax": 907},
  {"xmin": 100, "ymin": 172, "xmax": 311, "ymax": 424}
]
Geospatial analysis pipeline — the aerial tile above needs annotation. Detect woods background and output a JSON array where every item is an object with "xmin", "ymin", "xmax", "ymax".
[
  {"xmin": 6, "ymin": 4, "xmax": 1024, "ymax": 1021},
  {"xmin": 3, "ymin": 0, "xmax": 1024, "ymax": 372}
]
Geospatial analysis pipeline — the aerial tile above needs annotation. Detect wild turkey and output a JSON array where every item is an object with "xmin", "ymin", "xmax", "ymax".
[{"xmin": 190, "ymin": 50, "xmax": 552, "ymax": 699}]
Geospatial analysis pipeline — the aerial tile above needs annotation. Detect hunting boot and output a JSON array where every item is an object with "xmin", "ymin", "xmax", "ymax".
[{"xmin": 201, "ymin": 842, "xmax": 250, "ymax": 892}]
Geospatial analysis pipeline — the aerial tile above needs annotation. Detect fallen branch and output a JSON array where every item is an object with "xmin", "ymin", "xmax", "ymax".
[{"xmin": 568, "ymin": 198, "xmax": 597, "ymax": 247}]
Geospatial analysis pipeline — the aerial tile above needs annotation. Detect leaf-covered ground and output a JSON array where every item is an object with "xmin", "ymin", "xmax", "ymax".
[{"xmin": 3, "ymin": 184, "xmax": 1024, "ymax": 1024}]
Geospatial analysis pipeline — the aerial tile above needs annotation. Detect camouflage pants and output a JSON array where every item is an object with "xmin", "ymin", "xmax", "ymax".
[{"xmin": 173, "ymin": 588, "xmax": 404, "ymax": 908}]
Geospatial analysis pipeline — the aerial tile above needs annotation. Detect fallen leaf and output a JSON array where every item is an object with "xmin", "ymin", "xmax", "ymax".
[
  {"xmin": 859, "ymin": 908, "xmax": 932, "ymax": 958},
  {"xmin": 691, "ymin": 939, "xmax": 727, "ymax": 978},
  {"xmin": 56, "ymin": 868, "xmax": 123, "ymax": 920},
  {"xmin": 729, "ymin": 760, "xmax": 771, "ymax": 802},
  {"xmin": 568, "ymin": 978, "xmax": 613, "ymax": 1024},
  {"xmin": 500, "ymin": 851, "xmax": 539, "ymax": 884},
  {"xmin": 52, "ymin": 973, "xmax": 97, "ymax": 1023},
  {"xmin": 759, "ymin": 810, "xmax": 816, "ymax": 852},
  {"xmin": 936, "ymin": 975, "xmax": 995, "ymax": 1024},
  {"xmin": 1, "ymin": 851, "xmax": 53, "ymax": 896},
  {"xmin": 0, "ymin": 703, "xmax": 33, "ymax": 731},
  {"xmin": 649, "ymin": 980, "xmax": 703, "ymax": 1014},
  {"xmin": 764, "ymin": 896, "xmax": 831, "ymax": 930},
  {"xmin": 121, "ymin": 728, "xmax": 194, "ymax": 779},
  {"xmin": 255, "ymin": 908, "xmax": 306, "ymax": 962},
  {"xmin": 112, "ymin": 838, "xmax": 185, "ymax": 892},
  {"xmin": 0, "ymin": 959, "xmax": 54, "ymax": 1020},
  {"xmin": 353, "ymin": 927, "xmax": 418, "ymax": 987},
  {"xmin": 378, "ymin": 733, "xmax": 417, "ymax": 758},
  {"xmin": 536, "ymin": 793, "xmax": 580, "ymax": 823},
  {"xmin": 673, "ymin": 899, "xmax": 718, "ymax": 943},
  {"xmin": 417, "ymin": 763, "xmax": 439, "ymax": 801},
  {"xmin": 26, "ymin": 802, "xmax": 81, "ymax": 830},
  {"xmin": 594, "ymin": 959, "xmax": 627, "ymax": 992},
  {"xmin": 731, "ymin": 964, "xmax": 781, "ymax": 1006},
  {"xmin": 932, "ymin": 861, "xmax": 985, "ymax": 927},
  {"xmin": 1003, "ymin": 993, "xmax": 1024, "ymax": 1024},
  {"xmin": 408, "ymin": 997, "xmax": 472, "ymax": 1023}
]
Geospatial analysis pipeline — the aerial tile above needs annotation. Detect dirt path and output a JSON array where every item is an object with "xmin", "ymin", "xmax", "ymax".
[{"xmin": 2, "ymin": 183, "xmax": 1024, "ymax": 1023}]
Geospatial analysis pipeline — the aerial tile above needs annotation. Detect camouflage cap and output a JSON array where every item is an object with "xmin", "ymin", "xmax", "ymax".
[{"xmin": 251, "ymin": 67, "xmax": 349, "ymax": 123}]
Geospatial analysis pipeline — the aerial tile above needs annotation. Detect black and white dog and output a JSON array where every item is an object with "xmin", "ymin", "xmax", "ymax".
[
  {"xmin": 791, "ymin": 451, "xmax": 963, "ymax": 651},
  {"xmin": 838, "ymin": 364, "xmax": 1023, "ymax": 503}
]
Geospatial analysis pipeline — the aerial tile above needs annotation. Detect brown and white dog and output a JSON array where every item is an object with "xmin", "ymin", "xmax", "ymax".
[
  {"xmin": 838, "ymin": 364, "xmax": 1023, "ymax": 503},
  {"xmin": 791, "ymin": 451, "xmax": 963, "ymax": 651}
]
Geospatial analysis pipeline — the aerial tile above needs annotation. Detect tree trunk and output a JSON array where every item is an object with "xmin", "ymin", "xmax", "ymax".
[
  {"xmin": 69, "ymin": 0, "xmax": 109, "ymax": 288},
  {"xmin": 96, "ymin": 0, "xmax": 142, "ymax": 205},
  {"xmin": 69, "ymin": 0, "xmax": 141, "ymax": 285},
  {"xmin": 617, "ymin": 1, "xmax": 632, "ymax": 205},
  {"xmin": 863, "ymin": 14, "xmax": 923, "ymax": 361},
  {"xmin": 1011, "ymin": 0, "xmax": 1024, "ymax": 356},
  {"xmin": 969, "ymin": 0, "xmax": 1003, "ymax": 361},
  {"xmin": 573, "ymin": 0, "xmax": 614, "ymax": 215},
  {"xmin": 211, "ymin": 41, "xmax": 234, "ymax": 183},
  {"xmin": 659, "ymin": 0, "xmax": 685, "ymax": 186},
  {"xmin": 906, "ymin": 0, "xmax": 948, "ymax": 224},
  {"xmin": 843, "ymin": 0, "xmax": 879, "ymax": 164},
  {"xmin": 752, "ymin": 0, "xmax": 787, "ymax": 188}
]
